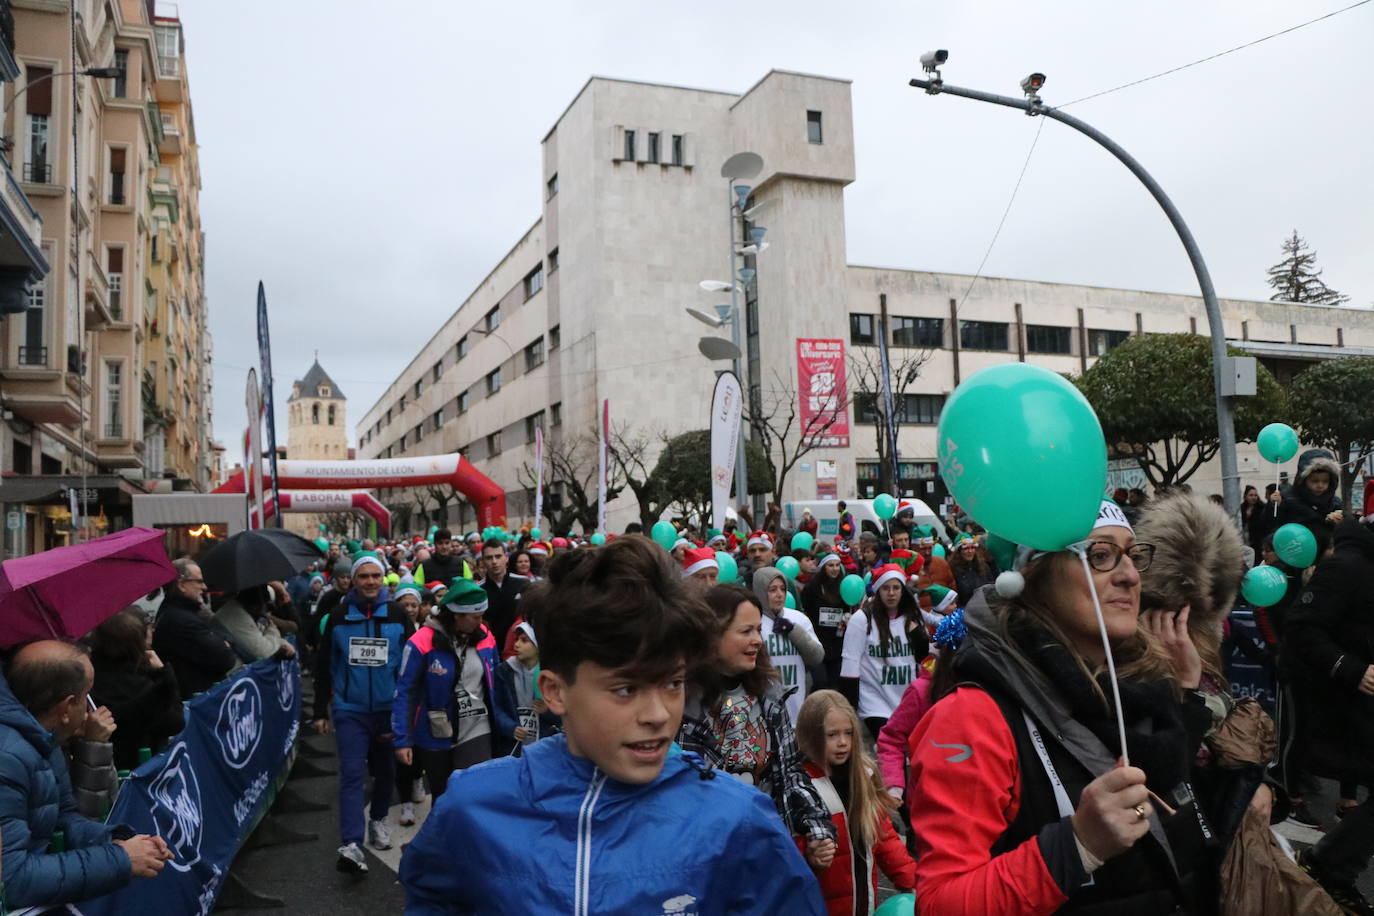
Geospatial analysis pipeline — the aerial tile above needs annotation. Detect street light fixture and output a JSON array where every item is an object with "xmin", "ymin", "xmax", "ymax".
[{"xmin": 685, "ymin": 307, "xmax": 727, "ymax": 328}]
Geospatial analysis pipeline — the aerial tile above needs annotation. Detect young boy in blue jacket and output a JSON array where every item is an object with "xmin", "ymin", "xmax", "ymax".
[{"xmin": 401, "ymin": 535, "xmax": 825, "ymax": 915}]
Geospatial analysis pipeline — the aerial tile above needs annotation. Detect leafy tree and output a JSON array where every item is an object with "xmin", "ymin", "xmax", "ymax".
[
  {"xmin": 1076, "ymin": 333, "xmax": 1288, "ymax": 489},
  {"xmin": 1288, "ymin": 356, "xmax": 1374, "ymax": 514},
  {"xmin": 649, "ymin": 430, "xmax": 773, "ymax": 526},
  {"xmin": 1267, "ymin": 230, "xmax": 1350, "ymax": 305}
]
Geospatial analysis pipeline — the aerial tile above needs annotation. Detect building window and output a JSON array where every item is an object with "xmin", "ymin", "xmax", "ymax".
[
  {"xmin": 432, "ymin": 409, "xmax": 443, "ymax": 431},
  {"xmin": 104, "ymin": 362, "xmax": 124, "ymax": 437},
  {"xmin": 486, "ymin": 368, "xmax": 502, "ymax": 396},
  {"xmin": 399, "ymin": 395, "xmax": 407, "ymax": 412},
  {"xmin": 549, "ymin": 325, "xmax": 561, "ymax": 350},
  {"xmin": 959, "ymin": 320, "xmax": 1009, "ymax": 351},
  {"xmin": 546, "ymin": 172, "xmax": 558, "ymax": 198},
  {"xmin": 548, "ymin": 248, "xmax": 559, "ymax": 273},
  {"xmin": 414, "ymin": 423, "xmax": 424, "ymax": 443},
  {"xmin": 24, "ymin": 66, "xmax": 51, "ymax": 184},
  {"xmin": 328, "ymin": 404, "xmax": 336, "ymax": 425},
  {"xmin": 902, "ymin": 393, "xmax": 945, "ymax": 425},
  {"xmin": 807, "ymin": 110, "xmax": 823, "ymax": 144},
  {"xmin": 487, "ymin": 431, "xmax": 502, "ymax": 456},
  {"xmin": 106, "ymin": 248, "xmax": 124, "ymax": 321},
  {"xmin": 414, "ymin": 378, "xmax": 422, "ymax": 397},
  {"xmin": 21, "ymin": 262, "xmax": 48, "ymax": 365},
  {"xmin": 457, "ymin": 336, "xmax": 469, "ymax": 359},
  {"xmin": 432, "ymin": 361, "xmax": 442, "ymax": 383},
  {"xmin": 400, "ymin": 434, "xmax": 407, "ymax": 451},
  {"xmin": 458, "ymin": 391, "xmax": 469, "ymax": 414},
  {"xmin": 892, "ymin": 316, "xmax": 943, "ymax": 348},
  {"xmin": 551, "ymin": 402, "xmax": 562, "ymax": 426},
  {"xmin": 671, "ymin": 134, "xmax": 684, "ymax": 166},
  {"xmin": 526, "ymin": 411, "xmax": 544, "ymax": 444},
  {"xmin": 155, "ymin": 24, "xmax": 180, "ymax": 76},
  {"xmin": 646, "ymin": 132, "xmax": 660, "ymax": 163},
  {"xmin": 1025, "ymin": 324, "xmax": 1073, "ymax": 355},
  {"xmin": 312, "ymin": 404, "xmax": 319, "ymax": 424},
  {"xmin": 384, "ymin": 408, "xmax": 392, "ymax": 425},
  {"xmin": 623, "ymin": 128, "xmax": 636, "ymax": 160},
  {"xmin": 485, "ymin": 306, "xmax": 500, "ymax": 332},
  {"xmin": 849, "ymin": 313, "xmax": 876, "ymax": 346},
  {"xmin": 525, "ymin": 337, "xmax": 544, "ymax": 371},
  {"xmin": 112, "ymin": 50, "xmax": 128, "ymax": 97},
  {"xmin": 109, "ymin": 147, "xmax": 127, "ymax": 205},
  {"xmin": 523, "ymin": 265, "xmax": 544, "ymax": 300},
  {"xmin": 1088, "ymin": 329, "xmax": 1130, "ymax": 356}
]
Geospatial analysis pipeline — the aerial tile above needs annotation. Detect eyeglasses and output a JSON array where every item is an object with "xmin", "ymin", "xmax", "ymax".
[
  {"xmin": 1083, "ymin": 542, "xmax": 1155, "ymax": 573},
  {"xmin": 180, "ymin": 577, "xmax": 205, "ymax": 584}
]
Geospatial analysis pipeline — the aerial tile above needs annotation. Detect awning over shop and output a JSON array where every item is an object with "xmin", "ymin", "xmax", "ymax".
[
  {"xmin": 0, "ymin": 475, "xmax": 144, "ymax": 507},
  {"xmin": 132, "ymin": 493, "xmax": 248, "ymax": 535}
]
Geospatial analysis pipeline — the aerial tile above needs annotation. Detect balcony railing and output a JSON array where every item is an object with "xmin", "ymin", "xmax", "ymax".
[
  {"xmin": 109, "ymin": 192, "xmax": 125, "ymax": 205},
  {"xmin": 17, "ymin": 344, "xmax": 46, "ymax": 366},
  {"xmin": 104, "ymin": 421, "xmax": 123, "ymax": 439},
  {"xmin": 23, "ymin": 161, "xmax": 50, "ymax": 183},
  {"xmin": 157, "ymin": 55, "xmax": 179, "ymax": 78}
]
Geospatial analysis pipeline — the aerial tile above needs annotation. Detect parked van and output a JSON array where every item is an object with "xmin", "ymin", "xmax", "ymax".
[{"xmin": 781, "ymin": 498, "xmax": 949, "ymax": 545}]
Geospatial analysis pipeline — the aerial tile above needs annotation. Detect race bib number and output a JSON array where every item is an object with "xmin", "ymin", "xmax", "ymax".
[
  {"xmin": 455, "ymin": 688, "xmax": 486, "ymax": 721},
  {"xmin": 348, "ymin": 637, "xmax": 388, "ymax": 667},
  {"xmin": 819, "ymin": 606, "xmax": 845, "ymax": 627},
  {"xmin": 518, "ymin": 706, "xmax": 538, "ymax": 741}
]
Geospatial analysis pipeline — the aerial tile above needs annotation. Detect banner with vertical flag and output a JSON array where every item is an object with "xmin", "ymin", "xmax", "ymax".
[
  {"xmin": 533, "ymin": 426, "xmax": 545, "ymax": 527},
  {"xmin": 597, "ymin": 400, "xmax": 609, "ymax": 534},
  {"xmin": 245, "ymin": 370, "xmax": 264, "ymax": 530},
  {"xmin": 256, "ymin": 283, "xmax": 282, "ymax": 526},
  {"xmin": 709, "ymin": 371, "xmax": 742, "ymax": 534}
]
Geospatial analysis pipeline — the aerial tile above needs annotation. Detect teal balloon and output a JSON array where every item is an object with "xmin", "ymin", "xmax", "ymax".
[
  {"xmin": 1241, "ymin": 565, "xmax": 1289, "ymax": 607},
  {"xmin": 784, "ymin": 592, "xmax": 797, "ymax": 609},
  {"xmin": 864, "ymin": 572, "xmax": 872, "ymax": 584},
  {"xmin": 651, "ymin": 521, "xmax": 677, "ymax": 550},
  {"xmin": 1257, "ymin": 423, "xmax": 1299, "ymax": 464},
  {"xmin": 873, "ymin": 493, "xmax": 898, "ymax": 520},
  {"xmin": 840, "ymin": 574, "xmax": 866, "ymax": 606},
  {"xmin": 986, "ymin": 533, "xmax": 1017, "ymax": 572},
  {"xmin": 1273, "ymin": 523, "xmax": 1318, "ymax": 568},
  {"xmin": 790, "ymin": 531, "xmax": 814, "ymax": 552},
  {"xmin": 776, "ymin": 556, "xmax": 800, "ymax": 579},
  {"xmin": 530, "ymin": 527, "xmax": 541, "ymax": 540},
  {"xmin": 589, "ymin": 533, "xmax": 606, "ymax": 545},
  {"xmin": 874, "ymin": 894, "xmax": 916, "ymax": 916},
  {"xmin": 314, "ymin": 537, "xmax": 329, "ymax": 552},
  {"xmin": 932, "ymin": 544, "xmax": 946, "ymax": 558},
  {"xmin": 716, "ymin": 551, "xmax": 738, "ymax": 584},
  {"xmin": 937, "ymin": 363, "xmax": 1106, "ymax": 552}
]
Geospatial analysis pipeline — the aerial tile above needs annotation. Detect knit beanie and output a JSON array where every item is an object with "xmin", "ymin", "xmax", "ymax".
[{"xmin": 351, "ymin": 552, "xmax": 385, "ymax": 576}]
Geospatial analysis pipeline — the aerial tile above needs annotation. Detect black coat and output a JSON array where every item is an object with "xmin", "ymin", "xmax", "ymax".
[
  {"xmin": 90, "ymin": 663, "xmax": 185, "ymax": 770},
  {"xmin": 481, "ymin": 574, "xmax": 527, "ymax": 651},
  {"xmin": 1283, "ymin": 519, "xmax": 1374, "ymax": 780},
  {"xmin": 1276, "ymin": 450, "xmax": 1344, "ymax": 554},
  {"xmin": 151, "ymin": 593, "xmax": 239, "ymax": 699}
]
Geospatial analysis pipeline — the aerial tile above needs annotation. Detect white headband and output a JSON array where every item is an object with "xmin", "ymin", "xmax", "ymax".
[{"xmin": 682, "ymin": 557, "xmax": 719, "ymax": 577}]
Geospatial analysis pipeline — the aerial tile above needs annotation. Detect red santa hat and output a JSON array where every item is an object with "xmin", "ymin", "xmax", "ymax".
[
  {"xmin": 528, "ymin": 541, "xmax": 550, "ymax": 557},
  {"xmin": 682, "ymin": 546, "xmax": 718, "ymax": 578},
  {"xmin": 870, "ymin": 564, "xmax": 908, "ymax": 593},
  {"xmin": 746, "ymin": 531, "xmax": 773, "ymax": 550}
]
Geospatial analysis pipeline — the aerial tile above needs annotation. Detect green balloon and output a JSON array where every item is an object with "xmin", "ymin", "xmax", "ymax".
[
  {"xmin": 790, "ymin": 531, "xmax": 814, "ymax": 552},
  {"xmin": 938, "ymin": 363, "xmax": 1106, "ymax": 552},
  {"xmin": 776, "ymin": 556, "xmax": 800, "ymax": 579},
  {"xmin": 873, "ymin": 493, "xmax": 898, "ymax": 520},
  {"xmin": 1256, "ymin": 423, "xmax": 1299, "ymax": 464},
  {"xmin": 314, "ymin": 537, "xmax": 329, "ymax": 552},
  {"xmin": 530, "ymin": 527, "xmax": 541, "ymax": 540},
  {"xmin": 839, "ymin": 574, "xmax": 866, "ymax": 606},
  {"xmin": 986, "ymin": 533, "xmax": 1017, "ymax": 572},
  {"xmin": 1241, "ymin": 565, "xmax": 1288, "ymax": 607},
  {"xmin": 715, "ymin": 551, "xmax": 738, "ymax": 584},
  {"xmin": 784, "ymin": 592, "xmax": 797, "ymax": 609},
  {"xmin": 1273, "ymin": 523, "xmax": 1317, "ymax": 568},
  {"xmin": 874, "ymin": 893, "xmax": 916, "ymax": 916},
  {"xmin": 651, "ymin": 521, "xmax": 677, "ymax": 550},
  {"xmin": 932, "ymin": 544, "xmax": 946, "ymax": 558},
  {"xmin": 589, "ymin": 532, "xmax": 606, "ymax": 545}
]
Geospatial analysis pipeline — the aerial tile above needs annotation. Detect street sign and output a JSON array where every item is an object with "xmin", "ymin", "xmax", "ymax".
[{"xmin": 6, "ymin": 511, "xmax": 21, "ymax": 531}]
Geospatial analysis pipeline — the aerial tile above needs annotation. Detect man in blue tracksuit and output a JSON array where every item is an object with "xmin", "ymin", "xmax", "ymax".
[
  {"xmin": 312, "ymin": 552, "xmax": 410, "ymax": 874},
  {"xmin": 401, "ymin": 536, "xmax": 824, "ymax": 914}
]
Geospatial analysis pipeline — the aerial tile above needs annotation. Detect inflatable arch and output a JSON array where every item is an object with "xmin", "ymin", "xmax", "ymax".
[
  {"xmin": 215, "ymin": 454, "xmax": 507, "ymax": 528},
  {"xmin": 250, "ymin": 491, "xmax": 392, "ymax": 538}
]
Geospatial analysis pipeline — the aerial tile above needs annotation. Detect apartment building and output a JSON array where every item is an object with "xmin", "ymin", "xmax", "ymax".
[
  {"xmin": 357, "ymin": 69, "xmax": 1374, "ymax": 534},
  {"xmin": 0, "ymin": 0, "xmax": 210, "ymax": 555}
]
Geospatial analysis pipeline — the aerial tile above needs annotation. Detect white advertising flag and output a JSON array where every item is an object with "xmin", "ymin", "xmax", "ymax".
[{"xmin": 709, "ymin": 372, "xmax": 743, "ymax": 533}]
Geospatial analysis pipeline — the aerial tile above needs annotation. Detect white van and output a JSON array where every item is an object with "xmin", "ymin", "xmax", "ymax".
[{"xmin": 782, "ymin": 498, "xmax": 949, "ymax": 545}]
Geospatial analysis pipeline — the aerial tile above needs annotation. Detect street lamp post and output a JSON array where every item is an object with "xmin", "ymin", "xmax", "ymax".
[{"xmin": 909, "ymin": 60, "xmax": 1242, "ymax": 517}]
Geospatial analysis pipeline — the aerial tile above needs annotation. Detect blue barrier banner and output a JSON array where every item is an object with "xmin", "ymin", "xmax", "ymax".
[
  {"xmin": 73, "ymin": 657, "xmax": 301, "ymax": 915},
  {"xmin": 1225, "ymin": 606, "xmax": 1277, "ymax": 715}
]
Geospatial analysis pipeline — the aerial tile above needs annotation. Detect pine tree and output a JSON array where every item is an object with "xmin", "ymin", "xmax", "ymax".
[{"xmin": 1266, "ymin": 230, "xmax": 1350, "ymax": 305}]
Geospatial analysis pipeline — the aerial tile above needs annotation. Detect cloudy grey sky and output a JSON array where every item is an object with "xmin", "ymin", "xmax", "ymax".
[{"xmin": 184, "ymin": 0, "xmax": 1373, "ymax": 455}]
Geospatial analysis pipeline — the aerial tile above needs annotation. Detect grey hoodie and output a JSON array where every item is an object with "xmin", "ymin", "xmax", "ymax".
[{"xmin": 751, "ymin": 567, "xmax": 824, "ymax": 666}]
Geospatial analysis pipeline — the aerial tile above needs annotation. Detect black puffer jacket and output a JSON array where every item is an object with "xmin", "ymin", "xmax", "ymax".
[
  {"xmin": 1276, "ymin": 449, "xmax": 1344, "ymax": 553},
  {"xmin": 1283, "ymin": 518, "xmax": 1374, "ymax": 781}
]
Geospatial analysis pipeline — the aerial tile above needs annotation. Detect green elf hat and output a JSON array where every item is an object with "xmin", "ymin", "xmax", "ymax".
[
  {"xmin": 913, "ymin": 525, "xmax": 937, "ymax": 547},
  {"xmin": 953, "ymin": 532, "xmax": 977, "ymax": 549},
  {"xmin": 920, "ymin": 584, "xmax": 958, "ymax": 614},
  {"xmin": 440, "ymin": 579, "xmax": 489, "ymax": 615},
  {"xmin": 888, "ymin": 548, "xmax": 921, "ymax": 575},
  {"xmin": 393, "ymin": 583, "xmax": 422, "ymax": 601}
]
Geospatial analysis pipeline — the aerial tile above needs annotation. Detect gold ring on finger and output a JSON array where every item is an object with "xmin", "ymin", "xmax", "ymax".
[{"xmin": 1133, "ymin": 803, "xmax": 1147, "ymax": 821}]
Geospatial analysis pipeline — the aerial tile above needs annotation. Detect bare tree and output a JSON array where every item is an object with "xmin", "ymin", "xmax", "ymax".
[
  {"xmin": 744, "ymin": 370, "xmax": 853, "ymax": 506},
  {"xmin": 607, "ymin": 423, "xmax": 671, "ymax": 528},
  {"xmin": 847, "ymin": 347, "xmax": 935, "ymax": 494},
  {"xmin": 518, "ymin": 430, "xmax": 625, "ymax": 534}
]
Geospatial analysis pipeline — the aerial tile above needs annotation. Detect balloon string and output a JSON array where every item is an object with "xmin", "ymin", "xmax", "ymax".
[
  {"xmin": 1273, "ymin": 462, "xmax": 1280, "ymax": 518},
  {"xmin": 1074, "ymin": 546, "xmax": 1130, "ymax": 768}
]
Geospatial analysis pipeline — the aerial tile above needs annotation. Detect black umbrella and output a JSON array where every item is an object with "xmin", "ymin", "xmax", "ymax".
[{"xmin": 199, "ymin": 528, "xmax": 325, "ymax": 593}]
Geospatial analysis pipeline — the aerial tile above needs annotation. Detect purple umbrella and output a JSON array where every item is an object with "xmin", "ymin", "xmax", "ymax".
[{"xmin": 0, "ymin": 527, "xmax": 177, "ymax": 647}]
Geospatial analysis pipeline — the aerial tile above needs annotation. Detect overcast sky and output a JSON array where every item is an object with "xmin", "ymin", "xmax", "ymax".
[{"xmin": 183, "ymin": 0, "xmax": 1373, "ymax": 455}]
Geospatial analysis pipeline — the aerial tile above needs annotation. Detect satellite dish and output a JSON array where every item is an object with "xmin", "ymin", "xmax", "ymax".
[
  {"xmin": 686, "ymin": 308, "xmax": 725, "ymax": 328},
  {"xmin": 720, "ymin": 152, "xmax": 763, "ymax": 180},
  {"xmin": 698, "ymin": 337, "xmax": 742, "ymax": 361}
]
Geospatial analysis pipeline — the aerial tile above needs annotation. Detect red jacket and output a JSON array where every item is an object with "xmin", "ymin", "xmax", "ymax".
[
  {"xmin": 796, "ymin": 761, "xmax": 916, "ymax": 916},
  {"xmin": 907, "ymin": 687, "xmax": 1066, "ymax": 915}
]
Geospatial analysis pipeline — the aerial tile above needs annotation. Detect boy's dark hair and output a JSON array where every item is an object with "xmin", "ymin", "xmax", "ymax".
[
  {"xmin": 434, "ymin": 529, "xmax": 453, "ymax": 543},
  {"xmin": 527, "ymin": 535, "xmax": 712, "ymax": 684},
  {"xmin": 482, "ymin": 538, "xmax": 505, "ymax": 552},
  {"xmin": 791, "ymin": 548, "xmax": 812, "ymax": 562},
  {"xmin": 838, "ymin": 500, "xmax": 847, "ymax": 511},
  {"xmin": 624, "ymin": 522, "xmax": 644, "ymax": 535},
  {"xmin": 696, "ymin": 585, "xmax": 777, "ymax": 703}
]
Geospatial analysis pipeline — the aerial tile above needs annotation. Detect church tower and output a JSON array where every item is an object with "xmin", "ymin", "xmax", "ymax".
[{"xmin": 286, "ymin": 359, "xmax": 348, "ymax": 460}]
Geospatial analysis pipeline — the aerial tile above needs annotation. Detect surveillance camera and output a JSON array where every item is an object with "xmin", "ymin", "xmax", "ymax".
[
  {"xmin": 1020, "ymin": 72, "xmax": 1046, "ymax": 95},
  {"xmin": 920, "ymin": 50, "xmax": 948, "ymax": 72}
]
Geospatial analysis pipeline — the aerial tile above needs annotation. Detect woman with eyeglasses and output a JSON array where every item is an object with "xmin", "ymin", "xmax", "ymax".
[{"xmin": 905, "ymin": 500, "xmax": 1219, "ymax": 915}]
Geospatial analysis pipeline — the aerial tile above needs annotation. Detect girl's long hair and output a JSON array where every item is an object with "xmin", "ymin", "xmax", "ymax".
[
  {"xmin": 795, "ymin": 689, "xmax": 896, "ymax": 849},
  {"xmin": 696, "ymin": 585, "xmax": 778, "ymax": 706},
  {"xmin": 864, "ymin": 582, "xmax": 925, "ymax": 659}
]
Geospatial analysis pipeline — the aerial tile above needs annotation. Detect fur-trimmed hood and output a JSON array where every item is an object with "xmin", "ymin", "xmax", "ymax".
[
  {"xmin": 1295, "ymin": 449, "xmax": 1342, "ymax": 489},
  {"xmin": 1134, "ymin": 489, "xmax": 1245, "ymax": 632}
]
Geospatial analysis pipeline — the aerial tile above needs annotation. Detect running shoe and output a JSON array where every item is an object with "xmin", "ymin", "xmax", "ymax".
[
  {"xmin": 400, "ymin": 802, "xmax": 417, "ymax": 827},
  {"xmin": 368, "ymin": 818, "xmax": 393, "ymax": 851},
  {"xmin": 336, "ymin": 842, "xmax": 368, "ymax": 874}
]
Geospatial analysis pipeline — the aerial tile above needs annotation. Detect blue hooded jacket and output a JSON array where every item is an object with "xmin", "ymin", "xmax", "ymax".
[
  {"xmin": 392, "ymin": 619, "xmax": 499, "ymax": 752},
  {"xmin": 400, "ymin": 734, "xmax": 825, "ymax": 915},
  {"xmin": 312, "ymin": 587, "xmax": 410, "ymax": 718},
  {"xmin": 0, "ymin": 670, "xmax": 131, "ymax": 907}
]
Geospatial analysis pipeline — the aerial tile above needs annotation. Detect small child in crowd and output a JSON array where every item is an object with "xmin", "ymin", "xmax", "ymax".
[{"xmin": 492, "ymin": 621, "xmax": 559, "ymax": 751}]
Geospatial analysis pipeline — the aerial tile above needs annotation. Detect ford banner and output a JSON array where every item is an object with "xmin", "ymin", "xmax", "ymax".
[{"xmin": 73, "ymin": 657, "xmax": 301, "ymax": 915}]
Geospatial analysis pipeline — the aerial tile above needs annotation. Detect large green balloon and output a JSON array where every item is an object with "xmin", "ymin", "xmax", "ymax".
[
  {"xmin": 932, "ymin": 544, "xmax": 946, "ymax": 559},
  {"xmin": 1272, "ymin": 523, "xmax": 1317, "ymax": 568},
  {"xmin": 938, "ymin": 363, "xmax": 1107, "ymax": 552},
  {"xmin": 314, "ymin": 537, "xmax": 329, "ymax": 553},
  {"xmin": 840, "ymin": 574, "xmax": 866, "ymax": 606},
  {"xmin": 651, "ymin": 521, "xmax": 677, "ymax": 550},
  {"xmin": 784, "ymin": 592, "xmax": 797, "ymax": 609},
  {"xmin": 791, "ymin": 531, "xmax": 814, "ymax": 552},
  {"xmin": 873, "ymin": 493, "xmax": 898, "ymax": 520},
  {"xmin": 589, "ymin": 532, "xmax": 606, "ymax": 545},
  {"xmin": 986, "ymin": 533, "xmax": 1017, "ymax": 571},
  {"xmin": 776, "ymin": 556, "xmax": 800, "ymax": 579},
  {"xmin": 716, "ymin": 551, "xmax": 738, "ymax": 584},
  {"xmin": 1241, "ymin": 565, "xmax": 1288, "ymax": 607},
  {"xmin": 1256, "ymin": 423, "xmax": 1299, "ymax": 464},
  {"xmin": 874, "ymin": 894, "xmax": 916, "ymax": 916}
]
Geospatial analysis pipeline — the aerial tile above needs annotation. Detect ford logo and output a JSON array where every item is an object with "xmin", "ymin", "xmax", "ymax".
[
  {"xmin": 277, "ymin": 658, "xmax": 298, "ymax": 712},
  {"xmin": 150, "ymin": 742, "xmax": 203, "ymax": 872},
  {"xmin": 215, "ymin": 678, "xmax": 262, "ymax": 769}
]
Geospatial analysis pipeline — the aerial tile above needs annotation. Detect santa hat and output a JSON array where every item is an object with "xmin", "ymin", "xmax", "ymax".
[
  {"xmin": 528, "ymin": 541, "xmax": 550, "ymax": 557},
  {"xmin": 888, "ymin": 548, "xmax": 925, "ymax": 577},
  {"xmin": 681, "ymin": 546, "xmax": 719, "ymax": 578},
  {"xmin": 870, "ymin": 564, "xmax": 907, "ymax": 593},
  {"xmin": 551, "ymin": 537, "xmax": 570, "ymax": 549},
  {"xmin": 746, "ymin": 531, "xmax": 773, "ymax": 550}
]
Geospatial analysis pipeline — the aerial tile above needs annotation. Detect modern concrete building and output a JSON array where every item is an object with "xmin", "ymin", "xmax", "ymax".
[{"xmin": 357, "ymin": 69, "xmax": 1374, "ymax": 535}]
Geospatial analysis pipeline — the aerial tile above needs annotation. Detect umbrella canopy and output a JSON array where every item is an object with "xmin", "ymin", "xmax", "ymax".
[
  {"xmin": 199, "ymin": 528, "xmax": 325, "ymax": 593},
  {"xmin": 0, "ymin": 527, "xmax": 177, "ymax": 647}
]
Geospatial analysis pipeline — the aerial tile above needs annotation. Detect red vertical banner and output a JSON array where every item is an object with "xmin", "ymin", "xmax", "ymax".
[{"xmin": 796, "ymin": 339, "xmax": 849, "ymax": 447}]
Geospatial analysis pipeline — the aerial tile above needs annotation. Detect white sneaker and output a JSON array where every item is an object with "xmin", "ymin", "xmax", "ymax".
[
  {"xmin": 336, "ymin": 842, "xmax": 368, "ymax": 873},
  {"xmin": 399, "ymin": 802, "xmax": 416, "ymax": 826},
  {"xmin": 367, "ymin": 818, "xmax": 392, "ymax": 850},
  {"xmin": 412, "ymin": 781, "xmax": 428, "ymax": 804}
]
